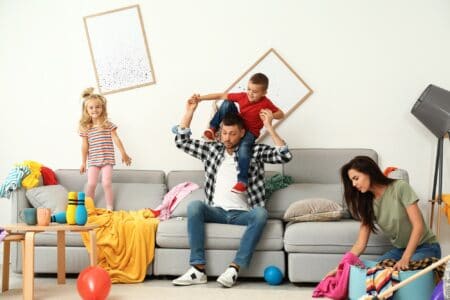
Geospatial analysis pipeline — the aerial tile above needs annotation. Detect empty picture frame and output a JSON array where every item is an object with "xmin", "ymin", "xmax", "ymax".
[
  {"xmin": 216, "ymin": 48, "xmax": 313, "ymax": 139},
  {"xmin": 83, "ymin": 5, "xmax": 155, "ymax": 94}
]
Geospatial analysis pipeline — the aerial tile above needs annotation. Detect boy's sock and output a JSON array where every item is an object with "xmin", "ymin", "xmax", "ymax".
[{"xmin": 193, "ymin": 265, "xmax": 206, "ymax": 273}]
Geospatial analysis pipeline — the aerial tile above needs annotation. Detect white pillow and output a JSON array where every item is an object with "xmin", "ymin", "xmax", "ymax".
[
  {"xmin": 283, "ymin": 198, "xmax": 344, "ymax": 222},
  {"xmin": 26, "ymin": 185, "xmax": 68, "ymax": 213}
]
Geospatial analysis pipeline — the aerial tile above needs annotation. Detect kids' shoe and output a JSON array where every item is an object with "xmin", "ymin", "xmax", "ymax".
[
  {"xmin": 172, "ymin": 266, "xmax": 207, "ymax": 286},
  {"xmin": 231, "ymin": 182, "xmax": 247, "ymax": 194},
  {"xmin": 217, "ymin": 267, "xmax": 238, "ymax": 288},
  {"xmin": 203, "ymin": 128, "xmax": 216, "ymax": 141}
]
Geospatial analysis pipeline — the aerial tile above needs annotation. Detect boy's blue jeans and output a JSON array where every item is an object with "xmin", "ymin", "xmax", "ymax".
[
  {"xmin": 376, "ymin": 242, "xmax": 441, "ymax": 262},
  {"xmin": 210, "ymin": 100, "xmax": 256, "ymax": 185},
  {"xmin": 187, "ymin": 200, "xmax": 268, "ymax": 268}
]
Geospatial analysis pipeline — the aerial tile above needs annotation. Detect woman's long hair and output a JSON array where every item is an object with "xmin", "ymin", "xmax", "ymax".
[{"xmin": 340, "ymin": 156, "xmax": 394, "ymax": 233}]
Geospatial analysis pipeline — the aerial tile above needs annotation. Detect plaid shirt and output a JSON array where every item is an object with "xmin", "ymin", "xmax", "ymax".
[{"xmin": 175, "ymin": 129, "xmax": 292, "ymax": 208}]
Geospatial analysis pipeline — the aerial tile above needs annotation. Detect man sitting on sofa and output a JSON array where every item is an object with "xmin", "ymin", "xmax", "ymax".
[{"xmin": 171, "ymin": 98, "xmax": 292, "ymax": 288}]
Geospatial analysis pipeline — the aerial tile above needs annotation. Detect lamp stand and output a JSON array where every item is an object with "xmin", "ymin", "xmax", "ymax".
[{"xmin": 429, "ymin": 135, "xmax": 445, "ymax": 237}]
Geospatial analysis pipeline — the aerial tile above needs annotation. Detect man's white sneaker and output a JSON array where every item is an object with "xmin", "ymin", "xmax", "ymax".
[
  {"xmin": 172, "ymin": 267, "xmax": 207, "ymax": 286},
  {"xmin": 217, "ymin": 267, "xmax": 238, "ymax": 288}
]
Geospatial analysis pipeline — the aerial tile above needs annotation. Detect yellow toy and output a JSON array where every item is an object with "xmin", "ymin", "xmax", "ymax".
[{"xmin": 442, "ymin": 194, "xmax": 450, "ymax": 224}]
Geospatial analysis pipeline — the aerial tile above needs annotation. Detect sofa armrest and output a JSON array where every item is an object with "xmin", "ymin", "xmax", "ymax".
[{"xmin": 10, "ymin": 189, "xmax": 31, "ymax": 223}]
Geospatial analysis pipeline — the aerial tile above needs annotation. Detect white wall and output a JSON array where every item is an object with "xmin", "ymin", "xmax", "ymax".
[{"xmin": 1, "ymin": 0, "xmax": 449, "ymax": 256}]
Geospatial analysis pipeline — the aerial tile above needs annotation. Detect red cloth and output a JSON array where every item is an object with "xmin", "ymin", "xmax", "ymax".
[
  {"xmin": 40, "ymin": 166, "xmax": 58, "ymax": 185},
  {"xmin": 228, "ymin": 92, "xmax": 280, "ymax": 137},
  {"xmin": 313, "ymin": 252, "xmax": 365, "ymax": 300},
  {"xmin": 383, "ymin": 167, "xmax": 398, "ymax": 176}
]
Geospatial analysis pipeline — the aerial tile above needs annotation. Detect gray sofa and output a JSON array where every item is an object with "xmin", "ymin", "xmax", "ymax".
[{"xmin": 9, "ymin": 148, "xmax": 392, "ymax": 283}]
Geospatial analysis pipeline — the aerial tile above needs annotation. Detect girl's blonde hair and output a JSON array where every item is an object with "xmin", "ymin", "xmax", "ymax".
[{"xmin": 79, "ymin": 87, "xmax": 109, "ymax": 132}]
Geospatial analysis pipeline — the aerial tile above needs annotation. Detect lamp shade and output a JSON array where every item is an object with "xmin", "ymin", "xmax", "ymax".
[{"xmin": 411, "ymin": 84, "xmax": 450, "ymax": 137}]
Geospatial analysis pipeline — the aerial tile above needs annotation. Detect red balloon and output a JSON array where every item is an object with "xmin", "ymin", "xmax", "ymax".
[{"xmin": 77, "ymin": 266, "xmax": 111, "ymax": 300}]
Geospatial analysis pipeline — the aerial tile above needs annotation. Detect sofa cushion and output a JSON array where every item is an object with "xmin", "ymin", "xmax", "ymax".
[
  {"xmin": 90, "ymin": 183, "xmax": 166, "ymax": 210},
  {"xmin": 156, "ymin": 218, "xmax": 284, "ymax": 250},
  {"xmin": 167, "ymin": 171, "xmax": 205, "ymax": 189},
  {"xmin": 283, "ymin": 198, "xmax": 343, "ymax": 222},
  {"xmin": 26, "ymin": 184, "xmax": 68, "ymax": 213},
  {"xmin": 284, "ymin": 219, "xmax": 392, "ymax": 254},
  {"xmin": 283, "ymin": 148, "xmax": 378, "ymax": 184},
  {"xmin": 171, "ymin": 189, "xmax": 207, "ymax": 217},
  {"xmin": 266, "ymin": 183, "xmax": 345, "ymax": 219},
  {"xmin": 55, "ymin": 169, "xmax": 165, "ymax": 192}
]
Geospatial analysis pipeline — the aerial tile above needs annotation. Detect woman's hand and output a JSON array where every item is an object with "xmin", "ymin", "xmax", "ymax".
[
  {"xmin": 325, "ymin": 267, "xmax": 338, "ymax": 277},
  {"xmin": 393, "ymin": 257, "xmax": 410, "ymax": 271}
]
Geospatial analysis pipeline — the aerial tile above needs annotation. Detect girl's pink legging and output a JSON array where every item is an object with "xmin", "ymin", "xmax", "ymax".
[{"xmin": 86, "ymin": 165, "xmax": 113, "ymax": 209}]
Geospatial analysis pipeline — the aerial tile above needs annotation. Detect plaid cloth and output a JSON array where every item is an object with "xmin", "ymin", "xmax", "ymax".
[
  {"xmin": 376, "ymin": 257, "xmax": 445, "ymax": 281},
  {"xmin": 175, "ymin": 130, "xmax": 292, "ymax": 208}
]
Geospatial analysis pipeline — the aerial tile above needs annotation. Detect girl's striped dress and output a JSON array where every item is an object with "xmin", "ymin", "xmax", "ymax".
[{"xmin": 80, "ymin": 122, "xmax": 117, "ymax": 167}]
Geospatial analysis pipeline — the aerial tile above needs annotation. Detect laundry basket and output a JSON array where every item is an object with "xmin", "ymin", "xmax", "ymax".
[{"xmin": 348, "ymin": 260, "xmax": 435, "ymax": 300}]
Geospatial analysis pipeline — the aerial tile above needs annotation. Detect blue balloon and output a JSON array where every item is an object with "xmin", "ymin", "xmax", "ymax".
[
  {"xmin": 431, "ymin": 280, "xmax": 444, "ymax": 300},
  {"xmin": 264, "ymin": 266, "xmax": 283, "ymax": 285}
]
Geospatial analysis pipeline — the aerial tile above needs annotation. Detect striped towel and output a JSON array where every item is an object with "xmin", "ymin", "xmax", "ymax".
[
  {"xmin": 366, "ymin": 266, "xmax": 399, "ymax": 298},
  {"xmin": 0, "ymin": 165, "xmax": 30, "ymax": 198}
]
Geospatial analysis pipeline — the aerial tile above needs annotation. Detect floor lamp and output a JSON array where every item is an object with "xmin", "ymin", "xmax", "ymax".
[{"xmin": 411, "ymin": 84, "xmax": 450, "ymax": 237}]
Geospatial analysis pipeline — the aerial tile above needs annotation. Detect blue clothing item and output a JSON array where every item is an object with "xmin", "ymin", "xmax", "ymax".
[
  {"xmin": 376, "ymin": 242, "xmax": 442, "ymax": 262},
  {"xmin": 237, "ymin": 131, "xmax": 256, "ymax": 185},
  {"xmin": 171, "ymin": 125, "xmax": 178, "ymax": 134},
  {"xmin": 209, "ymin": 100, "xmax": 239, "ymax": 130},
  {"xmin": 210, "ymin": 100, "xmax": 255, "ymax": 185},
  {"xmin": 0, "ymin": 165, "xmax": 31, "ymax": 198},
  {"xmin": 171, "ymin": 125, "xmax": 191, "ymax": 135},
  {"xmin": 187, "ymin": 200, "xmax": 268, "ymax": 268}
]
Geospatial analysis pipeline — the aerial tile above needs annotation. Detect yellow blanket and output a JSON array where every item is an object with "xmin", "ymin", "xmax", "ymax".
[{"xmin": 81, "ymin": 198, "xmax": 159, "ymax": 283}]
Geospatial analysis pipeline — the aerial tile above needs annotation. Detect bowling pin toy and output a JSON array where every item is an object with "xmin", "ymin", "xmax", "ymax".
[{"xmin": 75, "ymin": 191, "xmax": 88, "ymax": 225}]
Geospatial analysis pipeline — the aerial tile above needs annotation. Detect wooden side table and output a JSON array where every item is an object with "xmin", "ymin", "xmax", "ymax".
[{"xmin": 1, "ymin": 223, "xmax": 99, "ymax": 300}]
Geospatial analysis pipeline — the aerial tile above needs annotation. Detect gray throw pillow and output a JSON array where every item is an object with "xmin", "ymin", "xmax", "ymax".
[
  {"xmin": 26, "ymin": 185, "xmax": 68, "ymax": 213},
  {"xmin": 283, "ymin": 198, "xmax": 344, "ymax": 222}
]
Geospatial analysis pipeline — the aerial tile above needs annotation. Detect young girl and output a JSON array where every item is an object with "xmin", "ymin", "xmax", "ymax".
[{"xmin": 79, "ymin": 87, "xmax": 132, "ymax": 210}]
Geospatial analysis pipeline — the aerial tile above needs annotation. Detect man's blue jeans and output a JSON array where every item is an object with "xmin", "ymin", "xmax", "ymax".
[
  {"xmin": 376, "ymin": 242, "xmax": 441, "ymax": 262},
  {"xmin": 210, "ymin": 100, "xmax": 256, "ymax": 185},
  {"xmin": 187, "ymin": 200, "xmax": 268, "ymax": 268}
]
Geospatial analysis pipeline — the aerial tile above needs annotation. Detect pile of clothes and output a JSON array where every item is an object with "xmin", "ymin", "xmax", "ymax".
[{"xmin": 0, "ymin": 160, "xmax": 57, "ymax": 198}]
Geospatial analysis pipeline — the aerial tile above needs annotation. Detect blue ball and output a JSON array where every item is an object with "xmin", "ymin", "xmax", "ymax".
[{"xmin": 264, "ymin": 266, "xmax": 283, "ymax": 285}]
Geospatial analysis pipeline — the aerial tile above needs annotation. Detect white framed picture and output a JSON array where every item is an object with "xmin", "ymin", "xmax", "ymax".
[
  {"xmin": 215, "ymin": 48, "xmax": 313, "ymax": 139},
  {"xmin": 83, "ymin": 5, "xmax": 156, "ymax": 95}
]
